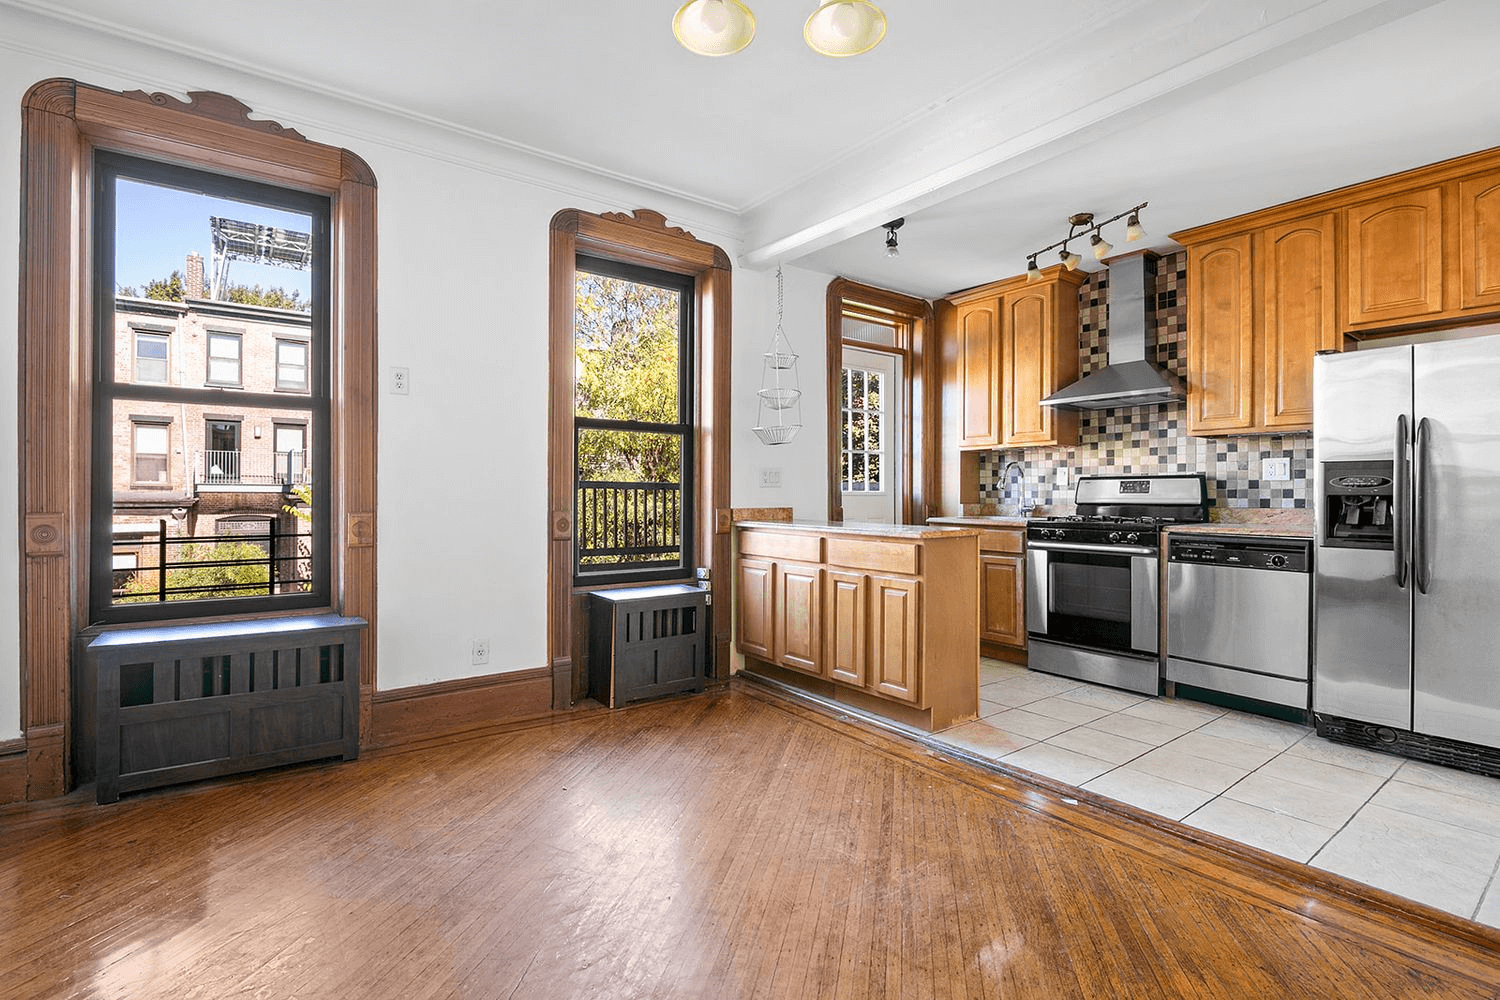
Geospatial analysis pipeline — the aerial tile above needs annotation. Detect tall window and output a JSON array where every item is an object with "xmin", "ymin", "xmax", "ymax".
[
  {"xmin": 91, "ymin": 151, "xmax": 331, "ymax": 623},
  {"xmin": 572, "ymin": 255, "xmax": 694, "ymax": 584}
]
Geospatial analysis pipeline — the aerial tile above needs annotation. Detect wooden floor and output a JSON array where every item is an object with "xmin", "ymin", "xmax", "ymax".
[{"xmin": 4, "ymin": 685, "xmax": 1500, "ymax": 1000}]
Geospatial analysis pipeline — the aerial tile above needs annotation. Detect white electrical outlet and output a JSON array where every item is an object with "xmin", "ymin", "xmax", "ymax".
[
  {"xmin": 759, "ymin": 467, "xmax": 782, "ymax": 489},
  {"xmin": 1262, "ymin": 457, "xmax": 1292, "ymax": 481},
  {"xmin": 390, "ymin": 366, "xmax": 410, "ymax": 395},
  {"xmin": 470, "ymin": 638, "xmax": 490, "ymax": 665},
  {"xmin": 1055, "ymin": 467, "xmax": 1070, "ymax": 489}
]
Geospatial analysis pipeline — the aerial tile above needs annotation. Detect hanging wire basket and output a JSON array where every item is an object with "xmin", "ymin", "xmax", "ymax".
[
  {"xmin": 753, "ymin": 423, "xmax": 801, "ymax": 445},
  {"xmin": 757, "ymin": 386, "xmax": 802, "ymax": 410}
]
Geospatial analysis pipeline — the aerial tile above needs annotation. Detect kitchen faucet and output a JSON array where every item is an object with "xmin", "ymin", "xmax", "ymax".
[{"xmin": 1001, "ymin": 460, "xmax": 1028, "ymax": 514}]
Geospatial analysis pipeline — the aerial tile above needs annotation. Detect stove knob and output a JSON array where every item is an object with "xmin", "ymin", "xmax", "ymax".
[
  {"xmin": 1108, "ymin": 531, "xmax": 1122, "ymax": 543},
  {"xmin": 1125, "ymin": 532, "xmax": 1140, "ymax": 544},
  {"xmin": 1268, "ymin": 553, "xmax": 1288, "ymax": 569}
]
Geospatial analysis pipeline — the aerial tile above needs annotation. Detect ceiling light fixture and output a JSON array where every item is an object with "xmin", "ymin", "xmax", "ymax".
[
  {"xmin": 883, "ymin": 218, "xmax": 904, "ymax": 258},
  {"xmin": 673, "ymin": 0, "xmax": 757, "ymax": 57},
  {"xmin": 673, "ymin": 1, "xmax": 886, "ymax": 58},
  {"xmin": 805, "ymin": 1, "xmax": 887, "ymax": 57},
  {"xmin": 1026, "ymin": 203, "xmax": 1148, "ymax": 276}
]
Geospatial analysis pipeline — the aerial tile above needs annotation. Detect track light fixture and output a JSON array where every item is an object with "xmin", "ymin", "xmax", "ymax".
[
  {"xmin": 674, "ymin": 1, "xmax": 886, "ymax": 58},
  {"xmin": 883, "ymin": 218, "xmax": 904, "ymax": 258},
  {"xmin": 1026, "ymin": 203, "xmax": 1148, "ymax": 275}
]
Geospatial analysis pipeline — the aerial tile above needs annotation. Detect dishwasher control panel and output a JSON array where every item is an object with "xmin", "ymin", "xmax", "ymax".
[{"xmin": 1168, "ymin": 537, "xmax": 1310, "ymax": 572}]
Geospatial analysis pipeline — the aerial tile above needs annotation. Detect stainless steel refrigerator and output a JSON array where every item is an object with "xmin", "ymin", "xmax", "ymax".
[{"xmin": 1313, "ymin": 329, "xmax": 1500, "ymax": 756}]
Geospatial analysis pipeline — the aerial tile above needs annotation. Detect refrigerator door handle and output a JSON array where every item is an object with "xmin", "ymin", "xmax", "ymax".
[
  {"xmin": 1394, "ymin": 414, "xmax": 1410, "ymax": 589},
  {"xmin": 1414, "ymin": 416, "xmax": 1431, "ymax": 595}
]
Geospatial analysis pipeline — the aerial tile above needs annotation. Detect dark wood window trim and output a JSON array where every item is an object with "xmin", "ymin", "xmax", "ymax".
[
  {"xmin": 824, "ymin": 278, "xmax": 935, "ymax": 524},
  {"xmin": 548, "ymin": 209, "xmax": 732, "ymax": 710},
  {"xmin": 17, "ymin": 79, "xmax": 378, "ymax": 800}
]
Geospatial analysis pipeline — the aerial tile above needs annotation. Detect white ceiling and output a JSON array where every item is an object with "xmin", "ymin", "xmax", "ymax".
[{"xmin": 13, "ymin": 0, "xmax": 1500, "ymax": 298}]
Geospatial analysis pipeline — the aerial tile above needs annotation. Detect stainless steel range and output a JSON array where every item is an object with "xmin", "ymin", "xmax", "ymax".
[{"xmin": 1026, "ymin": 473, "xmax": 1208, "ymax": 695}]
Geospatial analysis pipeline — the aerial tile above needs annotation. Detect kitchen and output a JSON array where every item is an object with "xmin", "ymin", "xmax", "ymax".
[{"xmin": 733, "ymin": 137, "xmax": 1500, "ymax": 927}]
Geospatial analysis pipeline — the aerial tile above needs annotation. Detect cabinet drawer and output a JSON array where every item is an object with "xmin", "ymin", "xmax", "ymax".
[
  {"xmin": 825, "ymin": 537, "xmax": 920, "ymax": 575},
  {"xmin": 739, "ymin": 530, "xmax": 821, "ymax": 563},
  {"xmin": 976, "ymin": 529, "xmax": 1023, "ymax": 554}
]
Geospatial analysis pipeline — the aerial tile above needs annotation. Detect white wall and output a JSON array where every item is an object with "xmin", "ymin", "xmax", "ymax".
[
  {"xmin": 0, "ymin": 8, "xmax": 771, "ymax": 738},
  {"xmin": 730, "ymin": 263, "xmax": 834, "ymax": 518}
]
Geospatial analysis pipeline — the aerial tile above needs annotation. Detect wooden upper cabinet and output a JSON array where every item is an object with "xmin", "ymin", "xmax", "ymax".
[
  {"xmin": 1459, "ymin": 171, "xmax": 1500, "ymax": 311},
  {"xmin": 1187, "ymin": 235, "xmax": 1255, "ymax": 434},
  {"xmin": 1259, "ymin": 214, "xmax": 1338, "ymax": 429},
  {"xmin": 955, "ymin": 297, "xmax": 1001, "ymax": 448},
  {"xmin": 1002, "ymin": 285, "xmax": 1081, "ymax": 448},
  {"xmin": 1343, "ymin": 186, "xmax": 1445, "ymax": 328}
]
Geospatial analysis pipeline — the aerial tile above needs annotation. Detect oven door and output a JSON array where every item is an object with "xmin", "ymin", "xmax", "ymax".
[{"xmin": 1027, "ymin": 541, "xmax": 1159, "ymax": 656}]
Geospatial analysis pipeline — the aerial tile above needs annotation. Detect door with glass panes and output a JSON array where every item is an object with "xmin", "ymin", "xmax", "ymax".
[{"xmin": 840, "ymin": 347, "xmax": 902, "ymax": 523}]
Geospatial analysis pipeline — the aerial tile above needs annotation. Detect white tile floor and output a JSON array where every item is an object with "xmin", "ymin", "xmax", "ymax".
[{"xmin": 932, "ymin": 658, "xmax": 1500, "ymax": 928}]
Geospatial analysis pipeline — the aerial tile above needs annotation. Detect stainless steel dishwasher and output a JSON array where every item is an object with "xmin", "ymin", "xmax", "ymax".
[{"xmin": 1165, "ymin": 535, "xmax": 1313, "ymax": 714}]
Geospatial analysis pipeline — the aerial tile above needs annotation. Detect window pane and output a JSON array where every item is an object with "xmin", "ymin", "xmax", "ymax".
[
  {"xmin": 575, "ymin": 428, "xmax": 684, "ymax": 572},
  {"xmin": 850, "ymin": 370, "xmax": 865, "ymax": 409},
  {"xmin": 867, "ymin": 453, "xmax": 882, "ymax": 491},
  {"xmin": 135, "ymin": 332, "xmax": 169, "ymax": 384},
  {"xmin": 841, "ymin": 368, "xmax": 851, "ymax": 410},
  {"xmin": 276, "ymin": 340, "xmax": 308, "ymax": 390},
  {"xmin": 868, "ymin": 414, "xmax": 881, "ymax": 452},
  {"xmin": 209, "ymin": 334, "xmax": 240, "ymax": 358},
  {"xmin": 867, "ymin": 372, "xmax": 882, "ymax": 412},
  {"xmin": 574, "ymin": 270, "xmax": 682, "ymax": 422},
  {"xmin": 850, "ymin": 412, "xmax": 866, "ymax": 451},
  {"xmin": 850, "ymin": 453, "xmax": 866, "ymax": 491}
]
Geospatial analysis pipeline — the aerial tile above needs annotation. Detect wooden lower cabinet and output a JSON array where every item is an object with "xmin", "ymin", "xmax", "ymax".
[
  {"xmin": 979, "ymin": 553, "xmax": 1025, "ymax": 650},
  {"xmin": 735, "ymin": 525, "xmax": 979, "ymax": 731},
  {"xmin": 773, "ymin": 562, "xmax": 821, "ymax": 675}
]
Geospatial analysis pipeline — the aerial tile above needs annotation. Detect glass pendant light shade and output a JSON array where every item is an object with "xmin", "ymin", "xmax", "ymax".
[
  {"xmin": 674, "ymin": 0, "xmax": 757, "ymax": 57},
  {"xmin": 1090, "ymin": 233, "xmax": 1113, "ymax": 260},
  {"xmin": 1060, "ymin": 247, "xmax": 1082, "ymax": 271},
  {"xmin": 1126, "ymin": 211, "xmax": 1146, "ymax": 242},
  {"xmin": 1025, "ymin": 258, "xmax": 1041, "ymax": 283},
  {"xmin": 805, "ymin": 1, "xmax": 886, "ymax": 57}
]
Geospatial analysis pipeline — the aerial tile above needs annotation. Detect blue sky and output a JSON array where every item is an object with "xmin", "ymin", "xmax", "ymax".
[{"xmin": 115, "ymin": 178, "xmax": 313, "ymax": 297}]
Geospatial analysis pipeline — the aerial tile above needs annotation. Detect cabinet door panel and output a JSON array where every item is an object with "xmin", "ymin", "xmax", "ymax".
[
  {"xmin": 871, "ymin": 575, "xmax": 921, "ymax": 704},
  {"xmin": 1460, "ymin": 173, "xmax": 1500, "ymax": 311},
  {"xmin": 736, "ymin": 557, "xmax": 773, "ymax": 659},
  {"xmin": 956, "ymin": 299, "xmax": 1000, "ymax": 448},
  {"xmin": 825, "ymin": 570, "xmax": 867, "ymax": 687},
  {"xmin": 1344, "ymin": 186, "xmax": 1444, "ymax": 326},
  {"xmin": 1188, "ymin": 236, "xmax": 1255, "ymax": 434},
  {"xmin": 979, "ymin": 553, "xmax": 1025, "ymax": 649},
  {"xmin": 774, "ymin": 563, "xmax": 821, "ymax": 675},
  {"xmin": 1260, "ymin": 214, "xmax": 1337, "ymax": 430},
  {"xmin": 1003, "ymin": 289, "xmax": 1053, "ymax": 446}
]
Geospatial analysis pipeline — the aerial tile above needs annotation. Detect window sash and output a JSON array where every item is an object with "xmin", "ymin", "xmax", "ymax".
[
  {"xmin": 206, "ymin": 333, "xmax": 242, "ymax": 385},
  {"xmin": 276, "ymin": 339, "xmax": 308, "ymax": 391},
  {"xmin": 134, "ymin": 332, "xmax": 169, "ymax": 383}
]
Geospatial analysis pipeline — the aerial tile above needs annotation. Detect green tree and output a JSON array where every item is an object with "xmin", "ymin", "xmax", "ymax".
[
  {"xmin": 119, "ymin": 540, "xmax": 270, "ymax": 602},
  {"xmin": 117, "ymin": 271, "xmax": 310, "ymax": 312},
  {"xmin": 574, "ymin": 272, "xmax": 681, "ymax": 484}
]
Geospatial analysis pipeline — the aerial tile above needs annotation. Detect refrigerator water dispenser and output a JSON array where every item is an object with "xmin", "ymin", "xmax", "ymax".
[{"xmin": 1322, "ymin": 460, "xmax": 1394, "ymax": 549}]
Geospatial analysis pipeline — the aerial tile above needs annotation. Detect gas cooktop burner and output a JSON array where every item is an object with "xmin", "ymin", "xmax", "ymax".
[{"xmin": 1032, "ymin": 514, "xmax": 1175, "ymax": 525}]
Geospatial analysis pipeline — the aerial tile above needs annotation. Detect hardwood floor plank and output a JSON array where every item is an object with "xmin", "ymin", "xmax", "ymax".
[{"xmin": 3, "ymin": 684, "xmax": 1500, "ymax": 999}]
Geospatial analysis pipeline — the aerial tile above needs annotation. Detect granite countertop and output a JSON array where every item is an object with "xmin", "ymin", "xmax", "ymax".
[
  {"xmin": 1166, "ymin": 523, "xmax": 1315, "ymax": 540},
  {"xmin": 926, "ymin": 515, "xmax": 1029, "ymax": 529},
  {"xmin": 735, "ymin": 519, "xmax": 980, "ymax": 539}
]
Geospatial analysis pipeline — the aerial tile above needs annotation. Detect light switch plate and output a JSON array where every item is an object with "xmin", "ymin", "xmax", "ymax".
[
  {"xmin": 759, "ymin": 467, "xmax": 782, "ymax": 489},
  {"xmin": 1262, "ymin": 457, "xmax": 1291, "ymax": 481}
]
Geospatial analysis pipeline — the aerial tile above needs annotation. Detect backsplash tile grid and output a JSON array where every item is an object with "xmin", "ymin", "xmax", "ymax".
[{"xmin": 981, "ymin": 252, "xmax": 1310, "ymax": 512}]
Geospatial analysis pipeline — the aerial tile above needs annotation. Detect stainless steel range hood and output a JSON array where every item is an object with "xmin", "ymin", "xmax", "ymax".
[{"xmin": 1040, "ymin": 252, "xmax": 1183, "ymax": 410}]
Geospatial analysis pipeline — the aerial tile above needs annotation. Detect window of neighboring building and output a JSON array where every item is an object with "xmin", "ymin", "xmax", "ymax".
[
  {"xmin": 274, "ymin": 423, "xmax": 308, "ymax": 484},
  {"xmin": 572, "ymin": 255, "xmax": 694, "ymax": 584},
  {"xmin": 276, "ymin": 338, "xmax": 309, "ymax": 392},
  {"xmin": 131, "ymin": 420, "xmax": 170, "ymax": 486},
  {"xmin": 134, "ymin": 330, "xmax": 169, "ymax": 383},
  {"xmin": 206, "ymin": 331, "xmax": 243, "ymax": 386},
  {"xmin": 91, "ymin": 151, "xmax": 331, "ymax": 622}
]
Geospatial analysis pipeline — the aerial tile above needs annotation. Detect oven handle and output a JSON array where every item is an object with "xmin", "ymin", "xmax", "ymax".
[{"xmin": 1026, "ymin": 540, "xmax": 1157, "ymax": 558}]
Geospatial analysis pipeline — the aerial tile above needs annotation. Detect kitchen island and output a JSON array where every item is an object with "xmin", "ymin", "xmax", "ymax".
[{"xmin": 735, "ymin": 520, "xmax": 980, "ymax": 732}]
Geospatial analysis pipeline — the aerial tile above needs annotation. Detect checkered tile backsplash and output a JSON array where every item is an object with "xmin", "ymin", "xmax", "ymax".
[{"xmin": 979, "ymin": 251, "xmax": 1312, "ymax": 511}]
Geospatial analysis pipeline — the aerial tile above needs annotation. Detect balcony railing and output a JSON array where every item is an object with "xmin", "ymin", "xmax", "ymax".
[
  {"xmin": 112, "ymin": 519, "xmax": 312, "ymax": 604},
  {"xmin": 576, "ymin": 480, "xmax": 682, "ymax": 568},
  {"xmin": 196, "ymin": 449, "xmax": 310, "ymax": 490}
]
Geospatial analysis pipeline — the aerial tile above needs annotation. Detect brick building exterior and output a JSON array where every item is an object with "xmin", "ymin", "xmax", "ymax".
[{"xmin": 109, "ymin": 258, "xmax": 314, "ymax": 596}]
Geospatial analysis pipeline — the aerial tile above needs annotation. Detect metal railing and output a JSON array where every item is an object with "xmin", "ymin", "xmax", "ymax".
[
  {"xmin": 196, "ymin": 449, "xmax": 310, "ymax": 488},
  {"xmin": 112, "ymin": 519, "xmax": 312, "ymax": 603},
  {"xmin": 576, "ymin": 480, "xmax": 682, "ymax": 566}
]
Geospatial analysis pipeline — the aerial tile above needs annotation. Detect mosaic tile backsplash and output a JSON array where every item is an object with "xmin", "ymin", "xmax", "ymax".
[{"xmin": 978, "ymin": 251, "xmax": 1311, "ymax": 512}]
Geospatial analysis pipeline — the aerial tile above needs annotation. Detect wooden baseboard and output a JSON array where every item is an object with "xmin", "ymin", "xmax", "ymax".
[
  {"xmin": 0, "ymin": 738, "xmax": 26, "ymax": 805},
  {"xmin": 25, "ymin": 724, "xmax": 65, "ymax": 800},
  {"xmin": 369, "ymin": 668, "xmax": 554, "ymax": 749}
]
